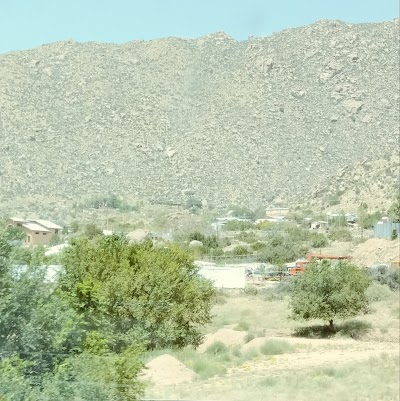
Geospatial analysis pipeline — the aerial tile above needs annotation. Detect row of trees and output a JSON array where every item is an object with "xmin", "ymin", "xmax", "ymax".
[
  {"xmin": 185, "ymin": 223, "xmax": 331, "ymax": 264},
  {"xmin": 0, "ymin": 228, "xmax": 215, "ymax": 400}
]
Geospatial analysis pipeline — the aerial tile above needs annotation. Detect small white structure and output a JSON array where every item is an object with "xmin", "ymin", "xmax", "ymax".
[
  {"xmin": 44, "ymin": 243, "xmax": 70, "ymax": 256},
  {"xmin": 311, "ymin": 220, "xmax": 329, "ymax": 230},
  {"xmin": 265, "ymin": 207, "xmax": 289, "ymax": 218},
  {"xmin": 195, "ymin": 261, "xmax": 246, "ymax": 289}
]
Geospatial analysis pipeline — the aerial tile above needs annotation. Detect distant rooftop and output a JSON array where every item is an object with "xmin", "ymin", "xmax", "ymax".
[
  {"xmin": 22, "ymin": 222, "xmax": 50, "ymax": 232},
  {"xmin": 10, "ymin": 217, "xmax": 26, "ymax": 223},
  {"xmin": 29, "ymin": 219, "xmax": 63, "ymax": 230}
]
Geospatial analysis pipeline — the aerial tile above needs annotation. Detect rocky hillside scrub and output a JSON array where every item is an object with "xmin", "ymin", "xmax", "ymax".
[
  {"xmin": 0, "ymin": 19, "xmax": 399, "ymax": 209},
  {"xmin": 301, "ymin": 152, "xmax": 399, "ymax": 212}
]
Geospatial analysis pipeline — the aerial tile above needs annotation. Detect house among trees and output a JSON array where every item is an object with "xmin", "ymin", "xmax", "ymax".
[{"xmin": 8, "ymin": 217, "xmax": 63, "ymax": 246}]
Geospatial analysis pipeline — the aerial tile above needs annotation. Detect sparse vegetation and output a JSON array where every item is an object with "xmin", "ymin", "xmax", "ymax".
[
  {"xmin": 223, "ymin": 220, "xmax": 254, "ymax": 231},
  {"xmin": 366, "ymin": 265, "xmax": 400, "ymax": 291},
  {"xmin": 328, "ymin": 227, "xmax": 353, "ymax": 242},
  {"xmin": 260, "ymin": 339, "xmax": 295, "ymax": 355}
]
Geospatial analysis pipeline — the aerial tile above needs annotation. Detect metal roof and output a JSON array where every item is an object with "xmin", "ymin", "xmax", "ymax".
[
  {"xmin": 22, "ymin": 222, "xmax": 50, "ymax": 232},
  {"xmin": 29, "ymin": 219, "xmax": 63, "ymax": 230},
  {"xmin": 10, "ymin": 217, "xmax": 26, "ymax": 223}
]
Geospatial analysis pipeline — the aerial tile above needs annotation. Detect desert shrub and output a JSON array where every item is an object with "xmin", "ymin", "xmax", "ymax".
[
  {"xmin": 185, "ymin": 196, "xmax": 203, "ymax": 212},
  {"xmin": 251, "ymin": 241, "xmax": 267, "ymax": 251},
  {"xmin": 223, "ymin": 220, "xmax": 254, "ymax": 231},
  {"xmin": 191, "ymin": 358, "xmax": 226, "ymax": 379},
  {"xmin": 228, "ymin": 205, "xmax": 256, "ymax": 221},
  {"xmin": 244, "ymin": 332, "xmax": 255, "ymax": 343},
  {"xmin": 188, "ymin": 231, "xmax": 205, "ymax": 242},
  {"xmin": 358, "ymin": 211, "xmax": 383, "ymax": 229},
  {"xmin": 366, "ymin": 265, "xmax": 400, "ymax": 291},
  {"xmin": 287, "ymin": 226, "xmax": 311, "ymax": 241},
  {"xmin": 336, "ymin": 320, "xmax": 372, "ymax": 339},
  {"xmin": 388, "ymin": 197, "xmax": 400, "ymax": 222},
  {"xmin": 243, "ymin": 286, "xmax": 259, "ymax": 296},
  {"xmin": 256, "ymin": 221, "xmax": 272, "ymax": 230},
  {"xmin": 330, "ymin": 215, "xmax": 348, "ymax": 228},
  {"xmin": 365, "ymin": 282, "xmax": 395, "ymax": 302},
  {"xmin": 260, "ymin": 377, "xmax": 278, "ymax": 387},
  {"xmin": 188, "ymin": 231, "xmax": 221, "ymax": 255},
  {"xmin": 316, "ymin": 367, "xmax": 346, "ymax": 379},
  {"xmin": 244, "ymin": 329, "xmax": 265, "ymax": 343},
  {"xmin": 86, "ymin": 194, "xmax": 134, "ymax": 211},
  {"xmin": 69, "ymin": 221, "xmax": 80, "ymax": 233},
  {"xmin": 262, "ymin": 286, "xmax": 287, "ymax": 301},
  {"xmin": 233, "ymin": 246, "xmax": 249, "ymax": 256},
  {"xmin": 260, "ymin": 339, "xmax": 294, "ymax": 355},
  {"xmin": 328, "ymin": 228, "xmax": 352, "ymax": 242},
  {"xmin": 237, "ymin": 231, "xmax": 257, "ymax": 243},
  {"xmin": 309, "ymin": 232, "xmax": 329, "ymax": 248},
  {"xmin": 84, "ymin": 223, "xmax": 103, "ymax": 238},
  {"xmin": 205, "ymin": 341, "xmax": 229, "ymax": 356},
  {"xmin": 327, "ymin": 194, "xmax": 341, "ymax": 206},
  {"xmin": 213, "ymin": 292, "xmax": 227, "ymax": 305},
  {"xmin": 234, "ymin": 321, "xmax": 250, "ymax": 331}
]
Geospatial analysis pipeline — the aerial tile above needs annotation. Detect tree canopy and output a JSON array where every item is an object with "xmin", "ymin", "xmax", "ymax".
[
  {"xmin": 0, "ymin": 228, "xmax": 215, "ymax": 400},
  {"xmin": 289, "ymin": 261, "xmax": 370, "ymax": 331},
  {"xmin": 0, "ymin": 228, "xmax": 145, "ymax": 400},
  {"xmin": 60, "ymin": 234, "xmax": 215, "ymax": 350}
]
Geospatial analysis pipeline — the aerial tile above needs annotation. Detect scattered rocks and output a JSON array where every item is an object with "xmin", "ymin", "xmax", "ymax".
[
  {"xmin": 342, "ymin": 99, "xmax": 364, "ymax": 114},
  {"xmin": 189, "ymin": 240, "xmax": 203, "ymax": 248},
  {"xmin": 0, "ymin": 19, "xmax": 398, "ymax": 209}
]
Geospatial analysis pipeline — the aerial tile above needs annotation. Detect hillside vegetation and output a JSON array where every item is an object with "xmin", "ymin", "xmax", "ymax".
[{"xmin": 0, "ymin": 19, "xmax": 399, "ymax": 209}]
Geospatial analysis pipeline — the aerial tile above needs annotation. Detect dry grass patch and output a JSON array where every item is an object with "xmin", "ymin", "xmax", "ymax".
[{"xmin": 146, "ymin": 354, "xmax": 399, "ymax": 401}]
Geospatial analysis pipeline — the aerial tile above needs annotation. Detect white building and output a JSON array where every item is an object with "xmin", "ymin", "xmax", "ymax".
[{"xmin": 195, "ymin": 261, "xmax": 246, "ymax": 289}]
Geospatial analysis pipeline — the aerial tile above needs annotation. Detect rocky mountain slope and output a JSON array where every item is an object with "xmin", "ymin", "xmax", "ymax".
[
  {"xmin": 0, "ymin": 19, "xmax": 398, "ymax": 209},
  {"xmin": 301, "ymin": 152, "xmax": 399, "ymax": 213}
]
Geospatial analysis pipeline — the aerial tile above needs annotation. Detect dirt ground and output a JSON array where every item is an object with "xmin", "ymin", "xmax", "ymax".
[
  {"xmin": 141, "ymin": 354, "xmax": 197, "ymax": 385},
  {"xmin": 351, "ymin": 238, "xmax": 400, "ymax": 267},
  {"xmin": 144, "ymin": 287, "xmax": 400, "ymax": 401}
]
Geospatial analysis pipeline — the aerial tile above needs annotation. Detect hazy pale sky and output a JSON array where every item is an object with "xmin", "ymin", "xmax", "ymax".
[{"xmin": 0, "ymin": 0, "xmax": 398, "ymax": 53}]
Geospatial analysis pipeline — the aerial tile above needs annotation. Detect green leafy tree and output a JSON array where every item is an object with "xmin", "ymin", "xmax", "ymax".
[
  {"xmin": 257, "ymin": 236, "xmax": 308, "ymax": 264},
  {"xmin": 223, "ymin": 220, "xmax": 254, "ymax": 231},
  {"xmin": 232, "ymin": 245, "xmax": 249, "ymax": 256},
  {"xmin": 328, "ymin": 228, "xmax": 352, "ymax": 242},
  {"xmin": 0, "ymin": 228, "xmax": 145, "ymax": 401},
  {"xmin": 309, "ymin": 232, "xmax": 329, "ymax": 248},
  {"xmin": 188, "ymin": 231, "xmax": 219, "ymax": 248},
  {"xmin": 388, "ymin": 197, "xmax": 400, "ymax": 223},
  {"xmin": 84, "ymin": 223, "xmax": 103, "ymax": 238},
  {"xmin": 357, "ymin": 203, "xmax": 383, "ymax": 228},
  {"xmin": 185, "ymin": 196, "xmax": 203, "ymax": 212},
  {"xmin": 60, "ymin": 235, "xmax": 215, "ymax": 350},
  {"xmin": 228, "ymin": 205, "xmax": 256, "ymax": 221},
  {"xmin": 289, "ymin": 261, "xmax": 370, "ymax": 331},
  {"xmin": 69, "ymin": 221, "xmax": 80, "ymax": 233}
]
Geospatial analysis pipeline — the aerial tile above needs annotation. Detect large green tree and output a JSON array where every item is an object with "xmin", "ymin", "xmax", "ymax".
[
  {"xmin": 289, "ymin": 261, "xmax": 370, "ymax": 331},
  {"xmin": 0, "ymin": 228, "xmax": 145, "ymax": 401},
  {"xmin": 60, "ymin": 235, "xmax": 215, "ymax": 350}
]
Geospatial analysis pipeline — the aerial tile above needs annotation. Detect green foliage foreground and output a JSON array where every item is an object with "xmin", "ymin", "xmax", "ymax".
[
  {"xmin": 289, "ymin": 261, "xmax": 370, "ymax": 331},
  {"xmin": 0, "ymin": 229, "xmax": 215, "ymax": 400},
  {"xmin": 60, "ymin": 235, "xmax": 215, "ymax": 350}
]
